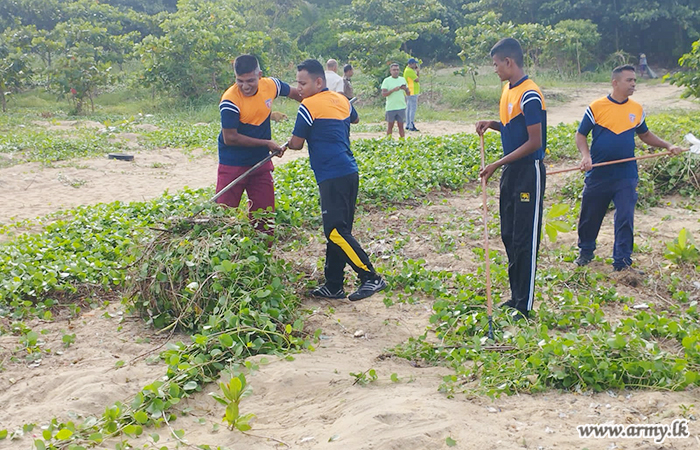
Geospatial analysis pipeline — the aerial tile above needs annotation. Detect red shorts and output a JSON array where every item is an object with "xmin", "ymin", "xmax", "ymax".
[{"xmin": 215, "ymin": 161, "xmax": 275, "ymax": 233}]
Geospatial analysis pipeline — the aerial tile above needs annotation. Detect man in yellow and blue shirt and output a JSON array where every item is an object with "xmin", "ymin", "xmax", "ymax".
[
  {"xmin": 574, "ymin": 64, "xmax": 681, "ymax": 272},
  {"xmin": 217, "ymin": 54, "xmax": 301, "ymax": 235},
  {"xmin": 476, "ymin": 38, "xmax": 547, "ymax": 320},
  {"xmin": 288, "ymin": 59, "xmax": 387, "ymax": 302},
  {"xmin": 403, "ymin": 58, "xmax": 420, "ymax": 131}
]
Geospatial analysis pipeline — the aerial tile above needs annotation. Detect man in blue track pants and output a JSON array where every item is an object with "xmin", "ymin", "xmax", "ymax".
[{"xmin": 574, "ymin": 64, "xmax": 682, "ymax": 272}]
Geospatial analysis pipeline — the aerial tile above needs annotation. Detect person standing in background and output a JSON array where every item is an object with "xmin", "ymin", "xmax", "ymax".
[
  {"xmin": 404, "ymin": 57, "xmax": 420, "ymax": 131},
  {"xmin": 325, "ymin": 59, "xmax": 345, "ymax": 93},
  {"xmin": 639, "ymin": 53, "xmax": 648, "ymax": 78},
  {"xmin": 381, "ymin": 63, "xmax": 409, "ymax": 138},
  {"xmin": 343, "ymin": 63, "xmax": 354, "ymax": 100}
]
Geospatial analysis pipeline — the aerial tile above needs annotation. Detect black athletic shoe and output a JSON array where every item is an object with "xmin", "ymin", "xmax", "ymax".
[
  {"xmin": 510, "ymin": 309, "xmax": 529, "ymax": 321},
  {"xmin": 309, "ymin": 285, "xmax": 346, "ymax": 299},
  {"xmin": 499, "ymin": 299, "xmax": 516, "ymax": 309},
  {"xmin": 348, "ymin": 277, "xmax": 387, "ymax": 301},
  {"xmin": 574, "ymin": 254, "xmax": 593, "ymax": 266},
  {"xmin": 411, "ymin": 126, "xmax": 420, "ymax": 132}
]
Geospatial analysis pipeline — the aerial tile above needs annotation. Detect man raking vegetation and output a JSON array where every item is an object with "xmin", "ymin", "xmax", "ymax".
[
  {"xmin": 216, "ymin": 54, "xmax": 302, "ymax": 236},
  {"xmin": 476, "ymin": 38, "xmax": 547, "ymax": 321},
  {"xmin": 287, "ymin": 59, "xmax": 387, "ymax": 301},
  {"xmin": 572, "ymin": 65, "xmax": 684, "ymax": 272}
]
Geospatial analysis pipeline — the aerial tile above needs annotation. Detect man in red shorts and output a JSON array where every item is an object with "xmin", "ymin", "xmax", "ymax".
[{"xmin": 217, "ymin": 54, "xmax": 302, "ymax": 234}]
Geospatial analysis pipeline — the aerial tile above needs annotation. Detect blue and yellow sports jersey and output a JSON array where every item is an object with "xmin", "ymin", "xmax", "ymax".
[
  {"xmin": 292, "ymin": 89, "xmax": 359, "ymax": 184},
  {"xmin": 218, "ymin": 77, "xmax": 291, "ymax": 166},
  {"xmin": 578, "ymin": 95, "xmax": 648, "ymax": 180},
  {"xmin": 499, "ymin": 76, "xmax": 547, "ymax": 162}
]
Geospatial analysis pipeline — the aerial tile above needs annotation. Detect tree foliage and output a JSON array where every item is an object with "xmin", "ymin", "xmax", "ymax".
[
  {"xmin": 0, "ymin": 29, "xmax": 33, "ymax": 112},
  {"xmin": 49, "ymin": 44, "xmax": 115, "ymax": 114},
  {"xmin": 336, "ymin": 0, "xmax": 446, "ymax": 89},
  {"xmin": 468, "ymin": 0, "xmax": 700, "ymax": 66},
  {"xmin": 0, "ymin": 0, "xmax": 698, "ymax": 104},
  {"xmin": 455, "ymin": 13, "xmax": 600, "ymax": 89},
  {"xmin": 667, "ymin": 40, "xmax": 700, "ymax": 99},
  {"xmin": 137, "ymin": 0, "xmax": 299, "ymax": 98}
]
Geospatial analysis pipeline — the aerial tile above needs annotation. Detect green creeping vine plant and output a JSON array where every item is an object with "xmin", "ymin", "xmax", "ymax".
[
  {"xmin": 543, "ymin": 203, "xmax": 572, "ymax": 243},
  {"xmin": 350, "ymin": 368, "xmax": 378, "ymax": 386},
  {"xmin": 211, "ymin": 374, "xmax": 255, "ymax": 432},
  {"xmin": 664, "ymin": 228, "xmax": 699, "ymax": 265},
  {"xmin": 386, "ymin": 257, "xmax": 700, "ymax": 398}
]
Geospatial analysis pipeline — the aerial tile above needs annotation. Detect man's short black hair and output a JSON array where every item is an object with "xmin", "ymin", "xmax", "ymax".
[
  {"xmin": 612, "ymin": 64, "xmax": 636, "ymax": 78},
  {"xmin": 234, "ymin": 55, "xmax": 260, "ymax": 75},
  {"xmin": 343, "ymin": 63, "xmax": 353, "ymax": 73},
  {"xmin": 490, "ymin": 38, "xmax": 524, "ymax": 68},
  {"xmin": 297, "ymin": 59, "xmax": 326, "ymax": 81}
]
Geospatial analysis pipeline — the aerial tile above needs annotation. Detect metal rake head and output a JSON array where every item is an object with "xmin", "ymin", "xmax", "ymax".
[{"xmin": 684, "ymin": 133, "xmax": 700, "ymax": 154}]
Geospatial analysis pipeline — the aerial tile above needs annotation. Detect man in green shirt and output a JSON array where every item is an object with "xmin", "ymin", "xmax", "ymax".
[
  {"xmin": 403, "ymin": 58, "xmax": 420, "ymax": 131},
  {"xmin": 381, "ymin": 63, "xmax": 410, "ymax": 138}
]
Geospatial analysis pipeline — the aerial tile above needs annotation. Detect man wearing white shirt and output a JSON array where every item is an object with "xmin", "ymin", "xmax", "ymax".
[{"xmin": 325, "ymin": 59, "xmax": 345, "ymax": 93}]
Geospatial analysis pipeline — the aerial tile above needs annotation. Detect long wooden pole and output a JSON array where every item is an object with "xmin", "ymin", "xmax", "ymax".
[
  {"xmin": 548, "ymin": 149, "xmax": 689, "ymax": 175},
  {"xmin": 480, "ymin": 135, "xmax": 494, "ymax": 340}
]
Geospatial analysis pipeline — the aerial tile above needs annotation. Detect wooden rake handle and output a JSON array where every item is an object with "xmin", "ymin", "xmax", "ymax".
[
  {"xmin": 209, "ymin": 143, "xmax": 288, "ymax": 203},
  {"xmin": 480, "ymin": 134, "xmax": 493, "ymax": 318},
  {"xmin": 548, "ymin": 149, "xmax": 686, "ymax": 175}
]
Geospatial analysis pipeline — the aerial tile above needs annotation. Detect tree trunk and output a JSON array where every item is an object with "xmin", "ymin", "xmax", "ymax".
[
  {"xmin": 576, "ymin": 42, "xmax": 581, "ymax": 76},
  {"xmin": 1, "ymin": 91, "xmax": 6, "ymax": 113}
]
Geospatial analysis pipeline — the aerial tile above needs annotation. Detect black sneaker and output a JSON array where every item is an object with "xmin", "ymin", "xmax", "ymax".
[
  {"xmin": 574, "ymin": 254, "xmax": 593, "ymax": 266},
  {"xmin": 348, "ymin": 277, "xmax": 387, "ymax": 301},
  {"xmin": 309, "ymin": 285, "xmax": 346, "ymax": 299},
  {"xmin": 499, "ymin": 299, "xmax": 516, "ymax": 309},
  {"xmin": 510, "ymin": 309, "xmax": 529, "ymax": 321},
  {"xmin": 411, "ymin": 126, "xmax": 420, "ymax": 132}
]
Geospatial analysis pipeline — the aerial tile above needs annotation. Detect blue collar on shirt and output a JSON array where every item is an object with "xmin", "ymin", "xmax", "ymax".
[
  {"xmin": 509, "ymin": 75, "xmax": 529, "ymax": 89},
  {"xmin": 607, "ymin": 94, "xmax": 629, "ymax": 105}
]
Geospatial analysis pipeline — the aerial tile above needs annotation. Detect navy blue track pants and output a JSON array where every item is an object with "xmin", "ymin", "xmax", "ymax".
[{"xmin": 577, "ymin": 177, "xmax": 638, "ymax": 269}]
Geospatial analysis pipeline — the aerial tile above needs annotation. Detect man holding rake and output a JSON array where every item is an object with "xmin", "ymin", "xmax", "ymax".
[
  {"xmin": 574, "ymin": 64, "xmax": 683, "ymax": 272},
  {"xmin": 216, "ymin": 54, "xmax": 302, "ymax": 235},
  {"xmin": 476, "ymin": 38, "xmax": 547, "ymax": 321},
  {"xmin": 287, "ymin": 59, "xmax": 387, "ymax": 302}
]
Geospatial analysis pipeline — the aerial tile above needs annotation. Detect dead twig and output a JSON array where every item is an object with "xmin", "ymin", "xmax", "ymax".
[{"xmin": 242, "ymin": 431, "xmax": 291, "ymax": 449}]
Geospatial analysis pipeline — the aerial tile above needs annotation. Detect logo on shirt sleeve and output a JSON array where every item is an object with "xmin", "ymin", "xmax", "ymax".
[
  {"xmin": 629, "ymin": 113, "xmax": 636, "ymax": 123},
  {"xmin": 520, "ymin": 192, "xmax": 530, "ymax": 202}
]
